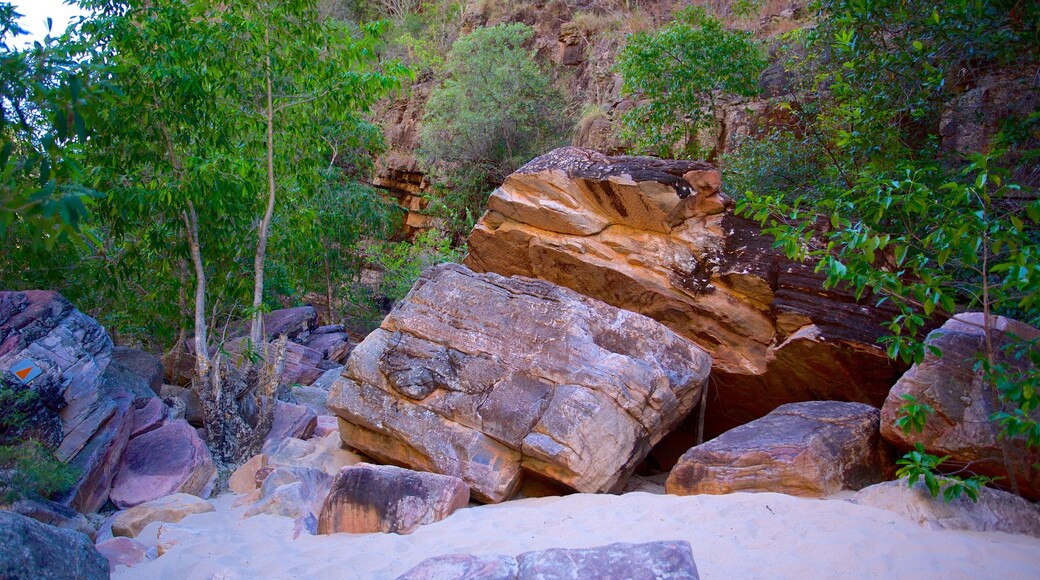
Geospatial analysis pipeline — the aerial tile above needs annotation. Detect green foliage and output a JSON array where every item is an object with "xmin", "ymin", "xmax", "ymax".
[
  {"xmin": 895, "ymin": 443, "xmax": 995, "ymax": 502},
  {"xmin": 616, "ymin": 7, "xmax": 765, "ymax": 158},
  {"xmin": 0, "ymin": 440, "xmax": 79, "ymax": 504},
  {"xmin": 367, "ymin": 228, "xmax": 461, "ymax": 302},
  {"xmin": 728, "ymin": 0, "xmax": 1040, "ymax": 501},
  {"xmin": 894, "ymin": 394, "xmax": 934, "ymax": 435},
  {"xmin": 0, "ymin": 4, "xmax": 105, "ymax": 247},
  {"xmin": 0, "ymin": 383, "xmax": 77, "ymax": 504},
  {"xmin": 418, "ymin": 23, "xmax": 569, "ymax": 239},
  {"xmin": 986, "ymin": 337, "xmax": 1040, "ymax": 448}
]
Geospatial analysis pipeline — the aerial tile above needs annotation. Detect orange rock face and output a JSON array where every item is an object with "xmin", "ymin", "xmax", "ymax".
[{"xmin": 464, "ymin": 147, "xmax": 905, "ymax": 437}]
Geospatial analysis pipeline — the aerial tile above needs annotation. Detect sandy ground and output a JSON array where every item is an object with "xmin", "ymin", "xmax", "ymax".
[{"xmin": 113, "ymin": 490, "xmax": 1040, "ymax": 580}]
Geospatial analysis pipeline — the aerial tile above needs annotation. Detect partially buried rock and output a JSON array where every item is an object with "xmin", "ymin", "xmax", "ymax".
[
  {"xmin": 666, "ymin": 401, "xmax": 892, "ymax": 497},
  {"xmin": 851, "ymin": 478, "xmax": 1040, "ymax": 538},
  {"xmin": 0, "ymin": 511, "xmax": 108, "ymax": 580},
  {"xmin": 109, "ymin": 419, "xmax": 217, "ymax": 509},
  {"xmin": 318, "ymin": 463, "xmax": 469, "ymax": 535},
  {"xmin": 95, "ymin": 537, "xmax": 148, "ymax": 571},
  {"xmin": 264, "ymin": 432, "xmax": 363, "ymax": 476},
  {"xmin": 397, "ymin": 541, "xmax": 699, "ymax": 580},
  {"xmin": 245, "ymin": 466, "xmax": 332, "ymax": 520},
  {"xmin": 880, "ymin": 314, "xmax": 1040, "ymax": 500},
  {"xmin": 229, "ymin": 453, "xmax": 269, "ymax": 494},
  {"xmin": 328, "ymin": 263, "xmax": 711, "ymax": 502},
  {"xmin": 111, "ymin": 493, "xmax": 215, "ymax": 538}
]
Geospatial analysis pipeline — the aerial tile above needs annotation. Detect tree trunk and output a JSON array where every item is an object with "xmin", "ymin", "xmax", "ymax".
[{"xmin": 250, "ymin": 22, "xmax": 277, "ymax": 347}]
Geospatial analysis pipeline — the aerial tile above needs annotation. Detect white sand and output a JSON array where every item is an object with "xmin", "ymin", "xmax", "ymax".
[{"xmin": 113, "ymin": 490, "xmax": 1040, "ymax": 580}]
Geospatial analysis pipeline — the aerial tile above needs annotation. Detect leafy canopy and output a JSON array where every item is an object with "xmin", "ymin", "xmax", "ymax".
[{"xmin": 616, "ymin": 7, "xmax": 765, "ymax": 159}]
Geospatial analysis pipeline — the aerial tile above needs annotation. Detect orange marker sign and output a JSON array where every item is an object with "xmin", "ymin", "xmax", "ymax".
[{"xmin": 10, "ymin": 359, "xmax": 42, "ymax": 384}]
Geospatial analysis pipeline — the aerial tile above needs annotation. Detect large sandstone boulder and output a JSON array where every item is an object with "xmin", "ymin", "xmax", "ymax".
[
  {"xmin": 851, "ymin": 478, "xmax": 1040, "ymax": 538},
  {"xmin": 0, "ymin": 290, "xmax": 135, "ymax": 513},
  {"xmin": 666, "ymin": 401, "xmax": 892, "ymax": 497},
  {"xmin": 880, "ymin": 314, "xmax": 1040, "ymax": 500},
  {"xmin": 109, "ymin": 420, "xmax": 217, "ymax": 508},
  {"xmin": 0, "ymin": 510, "xmax": 108, "ymax": 580},
  {"xmin": 397, "ymin": 541, "xmax": 700, "ymax": 580},
  {"xmin": 318, "ymin": 463, "xmax": 469, "ymax": 535},
  {"xmin": 111, "ymin": 493, "xmax": 215, "ymax": 538},
  {"xmin": 327, "ymin": 264, "xmax": 712, "ymax": 502},
  {"xmin": 464, "ymin": 147, "xmax": 904, "ymax": 436}
]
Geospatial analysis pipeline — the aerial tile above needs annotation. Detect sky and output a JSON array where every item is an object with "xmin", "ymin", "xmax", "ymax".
[{"xmin": 9, "ymin": 0, "xmax": 90, "ymax": 46}]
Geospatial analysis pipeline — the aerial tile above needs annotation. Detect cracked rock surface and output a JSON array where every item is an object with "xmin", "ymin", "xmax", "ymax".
[{"xmin": 327, "ymin": 263, "xmax": 711, "ymax": 502}]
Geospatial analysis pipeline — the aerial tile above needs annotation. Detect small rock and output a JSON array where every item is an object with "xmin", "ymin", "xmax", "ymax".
[
  {"xmin": 289, "ymin": 386, "xmax": 331, "ymax": 417},
  {"xmin": 111, "ymin": 493, "xmax": 215, "ymax": 538},
  {"xmin": 95, "ymin": 536, "xmax": 148, "ymax": 571},
  {"xmin": 318, "ymin": 463, "xmax": 469, "ymax": 535},
  {"xmin": 312, "ymin": 415, "xmax": 338, "ymax": 438}
]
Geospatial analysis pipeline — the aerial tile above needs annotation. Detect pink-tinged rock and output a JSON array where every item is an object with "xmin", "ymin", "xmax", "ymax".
[
  {"xmin": 318, "ymin": 463, "xmax": 469, "ymax": 535},
  {"xmin": 396, "ymin": 554, "xmax": 518, "ymax": 580},
  {"xmin": 109, "ymin": 420, "xmax": 217, "ymax": 509},
  {"xmin": 95, "ymin": 537, "xmax": 148, "ymax": 570},
  {"xmin": 129, "ymin": 397, "xmax": 168, "ymax": 438},
  {"xmin": 666, "ymin": 401, "xmax": 893, "ymax": 497},
  {"xmin": 61, "ymin": 380, "xmax": 135, "ymax": 513},
  {"xmin": 267, "ymin": 400, "xmax": 317, "ymax": 443},
  {"xmin": 229, "ymin": 306, "xmax": 318, "ymax": 342},
  {"xmin": 111, "ymin": 493, "xmax": 215, "ymax": 538},
  {"xmin": 106, "ymin": 346, "xmax": 164, "ymax": 399},
  {"xmin": 165, "ymin": 336, "xmax": 328, "ymax": 387},
  {"xmin": 312, "ymin": 415, "xmax": 338, "ymax": 438},
  {"xmin": 244, "ymin": 467, "xmax": 333, "ymax": 521},
  {"xmin": 880, "ymin": 314, "xmax": 1040, "ymax": 500},
  {"xmin": 302, "ymin": 332, "xmax": 354, "ymax": 364}
]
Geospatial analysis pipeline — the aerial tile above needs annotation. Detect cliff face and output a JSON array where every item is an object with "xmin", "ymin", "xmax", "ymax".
[{"xmin": 369, "ymin": 0, "xmax": 811, "ymax": 229}]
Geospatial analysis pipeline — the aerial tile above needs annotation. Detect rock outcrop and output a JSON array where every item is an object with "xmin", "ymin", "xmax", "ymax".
[
  {"xmin": 852, "ymin": 478, "xmax": 1040, "ymax": 538},
  {"xmin": 397, "ymin": 541, "xmax": 700, "ymax": 580},
  {"xmin": 880, "ymin": 314, "xmax": 1040, "ymax": 500},
  {"xmin": 9, "ymin": 498, "xmax": 96, "ymax": 539},
  {"xmin": 464, "ymin": 148, "xmax": 904, "ymax": 438},
  {"xmin": 0, "ymin": 510, "xmax": 109, "ymax": 580},
  {"xmin": 666, "ymin": 401, "xmax": 892, "ymax": 497},
  {"xmin": 105, "ymin": 346, "xmax": 164, "ymax": 399},
  {"xmin": 109, "ymin": 420, "xmax": 216, "ymax": 508},
  {"xmin": 327, "ymin": 263, "xmax": 712, "ymax": 502},
  {"xmin": 318, "ymin": 463, "xmax": 469, "ymax": 535},
  {"xmin": 0, "ymin": 290, "xmax": 137, "ymax": 513}
]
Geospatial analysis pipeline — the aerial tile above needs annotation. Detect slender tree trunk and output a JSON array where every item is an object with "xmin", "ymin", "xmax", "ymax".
[
  {"xmin": 250, "ymin": 22, "xmax": 277, "ymax": 347},
  {"xmin": 323, "ymin": 250, "xmax": 335, "ymax": 323},
  {"xmin": 182, "ymin": 200, "xmax": 210, "ymax": 380}
]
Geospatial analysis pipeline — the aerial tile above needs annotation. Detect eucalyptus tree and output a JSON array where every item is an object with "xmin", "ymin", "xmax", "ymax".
[{"xmin": 78, "ymin": 0, "xmax": 404, "ymax": 466}]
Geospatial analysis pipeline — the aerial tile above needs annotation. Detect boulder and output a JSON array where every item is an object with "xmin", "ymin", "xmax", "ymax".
[
  {"xmin": 129, "ymin": 396, "xmax": 168, "ymax": 438},
  {"xmin": 109, "ymin": 420, "xmax": 217, "ymax": 508},
  {"xmin": 666, "ymin": 401, "xmax": 892, "ymax": 497},
  {"xmin": 105, "ymin": 346, "xmax": 164, "ymax": 399},
  {"xmin": 263, "ymin": 432, "xmax": 363, "ymax": 477},
  {"xmin": 267, "ymin": 400, "xmax": 317, "ymax": 443},
  {"xmin": 290, "ymin": 386, "xmax": 331, "ymax": 416},
  {"xmin": 0, "ymin": 510, "xmax": 108, "ymax": 580},
  {"xmin": 95, "ymin": 537, "xmax": 148, "ymax": 570},
  {"xmin": 228, "ymin": 306, "xmax": 319, "ymax": 343},
  {"xmin": 244, "ymin": 466, "xmax": 333, "ymax": 520},
  {"xmin": 397, "ymin": 541, "xmax": 699, "ymax": 580},
  {"xmin": 229, "ymin": 453, "xmax": 269, "ymax": 494},
  {"xmin": 318, "ymin": 463, "xmax": 469, "ymax": 535},
  {"xmin": 302, "ymin": 331, "xmax": 354, "ymax": 364},
  {"xmin": 851, "ymin": 478, "xmax": 1040, "ymax": 538},
  {"xmin": 110, "ymin": 493, "xmax": 215, "ymax": 538},
  {"xmin": 328, "ymin": 264, "xmax": 711, "ymax": 502},
  {"xmin": 312, "ymin": 415, "xmax": 338, "ymax": 438},
  {"xmin": 310, "ymin": 366, "xmax": 344, "ymax": 391},
  {"xmin": 164, "ymin": 335, "xmax": 328, "ymax": 388},
  {"xmin": 879, "ymin": 314, "xmax": 1040, "ymax": 500},
  {"xmin": 464, "ymin": 147, "xmax": 904, "ymax": 436},
  {"xmin": 161, "ymin": 383, "xmax": 204, "ymax": 426},
  {"xmin": 9, "ymin": 498, "xmax": 95, "ymax": 539}
]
